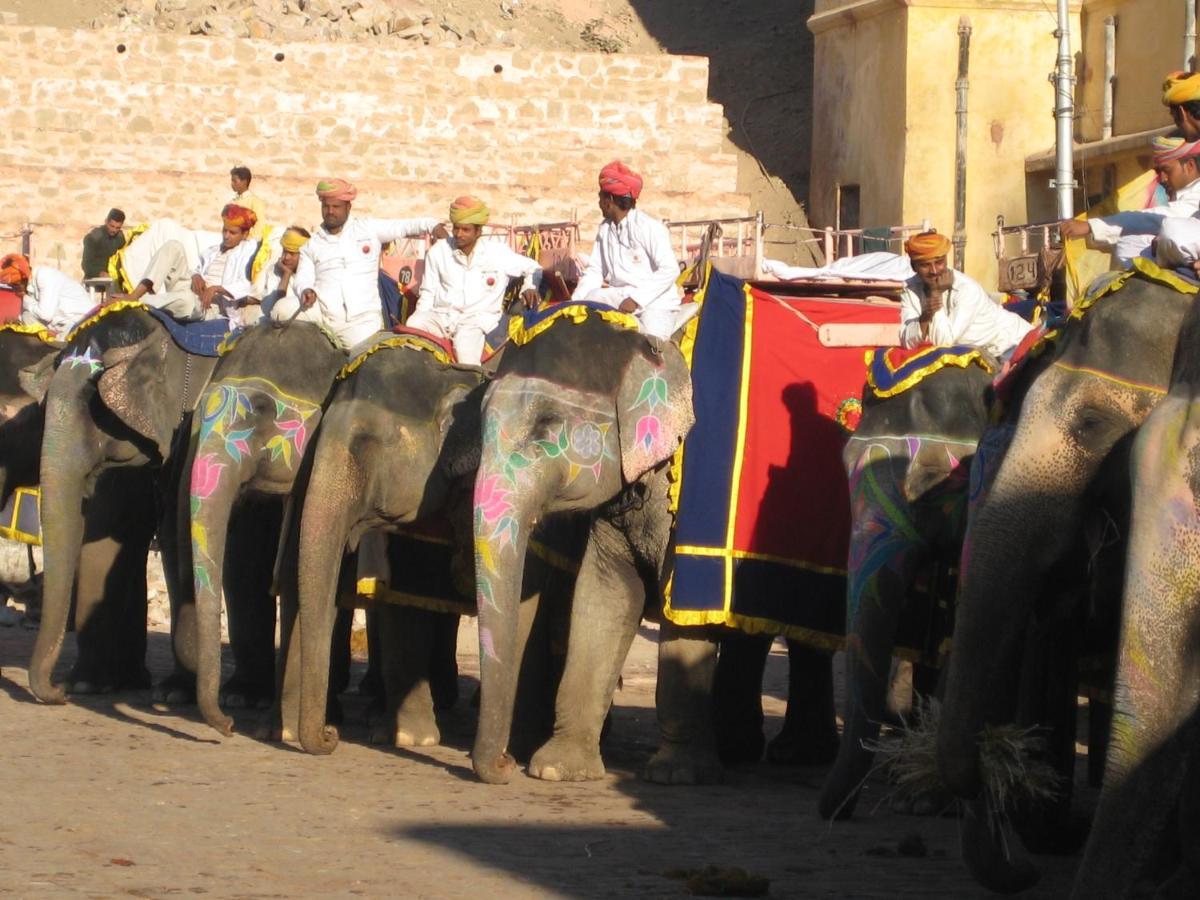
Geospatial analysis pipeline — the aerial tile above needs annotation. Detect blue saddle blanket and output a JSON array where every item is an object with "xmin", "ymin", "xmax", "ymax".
[{"xmin": 144, "ymin": 308, "xmax": 235, "ymax": 357}]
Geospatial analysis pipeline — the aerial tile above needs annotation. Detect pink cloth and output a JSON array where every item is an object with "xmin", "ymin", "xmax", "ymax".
[
  {"xmin": 598, "ymin": 160, "xmax": 643, "ymax": 199},
  {"xmin": 316, "ymin": 178, "xmax": 358, "ymax": 202}
]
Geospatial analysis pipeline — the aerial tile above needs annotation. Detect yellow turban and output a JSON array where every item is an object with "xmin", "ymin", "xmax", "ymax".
[
  {"xmin": 281, "ymin": 227, "xmax": 309, "ymax": 253},
  {"xmin": 1163, "ymin": 70, "xmax": 1200, "ymax": 106},
  {"xmin": 904, "ymin": 230, "xmax": 952, "ymax": 262},
  {"xmin": 449, "ymin": 195, "xmax": 489, "ymax": 226}
]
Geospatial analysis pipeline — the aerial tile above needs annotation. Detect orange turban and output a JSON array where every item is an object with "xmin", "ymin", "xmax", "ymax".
[
  {"xmin": 449, "ymin": 195, "xmax": 490, "ymax": 226},
  {"xmin": 1163, "ymin": 70, "xmax": 1200, "ymax": 106},
  {"xmin": 0, "ymin": 253, "xmax": 31, "ymax": 286},
  {"xmin": 904, "ymin": 231, "xmax": 952, "ymax": 262},
  {"xmin": 316, "ymin": 178, "xmax": 357, "ymax": 202},
  {"xmin": 221, "ymin": 203, "xmax": 257, "ymax": 232},
  {"xmin": 599, "ymin": 160, "xmax": 643, "ymax": 199}
]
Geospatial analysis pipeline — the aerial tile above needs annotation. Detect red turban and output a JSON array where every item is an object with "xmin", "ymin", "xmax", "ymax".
[
  {"xmin": 0, "ymin": 253, "xmax": 31, "ymax": 286},
  {"xmin": 598, "ymin": 160, "xmax": 643, "ymax": 199},
  {"xmin": 316, "ymin": 178, "xmax": 358, "ymax": 202},
  {"xmin": 904, "ymin": 231, "xmax": 952, "ymax": 262},
  {"xmin": 221, "ymin": 203, "xmax": 257, "ymax": 232}
]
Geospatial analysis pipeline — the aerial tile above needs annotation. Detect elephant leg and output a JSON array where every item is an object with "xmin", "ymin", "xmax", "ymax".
[
  {"xmin": 770, "ymin": 641, "xmax": 838, "ymax": 766},
  {"xmin": 711, "ymin": 630, "xmax": 770, "ymax": 764},
  {"xmin": 374, "ymin": 603, "xmax": 439, "ymax": 748},
  {"xmin": 328, "ymin": 606, "xmax": 352, "ymax": 724},
  {"xmin": 221, "ymin": 500, "xmax": 280, "ymax": 710},
  {"xmin": 263, "ymin": 585, "xmax": 300, "ymax": 743},
  {"xmin": 642, "ymin": 618, "xmax": 722, "ymax": 785},
  {"xmin": 429, "ymin": 611, "xmax": 460, "ymax": 712},
  {"xmin": 529, "ymin": 519, "xmax": 643, "ymax": 782},
  {"xmin": 511, "ymin": 587, "xmax": 555, "ymax": 762},
  {"xmin": 1088, "ymin": 696, "xmax": 1112, "ymax": 788}
]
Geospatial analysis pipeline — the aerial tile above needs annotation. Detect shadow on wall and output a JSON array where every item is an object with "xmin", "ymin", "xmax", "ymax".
[{"xmin": 625, "ymin": 0, "xmax": 817, "ymax": 205}]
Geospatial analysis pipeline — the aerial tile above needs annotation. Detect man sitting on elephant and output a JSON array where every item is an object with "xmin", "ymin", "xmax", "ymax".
[
  {"xmin": 405, "ymin": 195, "xmax": 542, "ymax": 365},
  {"xmin": 113, "ymin": 204, "xmax": 260, "ymax": 323},
  {"xmin": 258, "ymin": 226, "xmax": 310, "ymax": 321},
  {"xmin": 291, "ymin": 178, "xmax": 448, "ymax": 352},
  {"xmin": 0, "ymin": 252, "xmax": 94, "ymax": 339},
  {"xmin": 571, "ymin": 160, "xmax": 682, "ymax": 340},
  {"xmin": 898, "ymin": 230, "xmax": 1032, "ymax": 360}
]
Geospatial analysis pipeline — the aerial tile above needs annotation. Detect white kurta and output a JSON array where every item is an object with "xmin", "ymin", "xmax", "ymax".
[
  {"xmin": 572, "ymin": 208, "xmax": 681, "ymax": 339},
  {"xmin": 194, "ymin": 239, "xmax": 259, "ymax": 322},
  {"xmin": 21, "ymin": 267, "xmax": 95, "ymax": 338},
  {"xmin": 407, "ymin": 237, "xmax": 542, "ymax": 364},
  {"xmin": 899, "ymin": 270, "xmax": 1032, "ymax": 360},
  {"xmin": 292, "ymin": 215, "xmax": 439, "ymax": 350},
  {"xmin": 1088, "ymin": 177, "xmax": 1200, "ymax": 266}
]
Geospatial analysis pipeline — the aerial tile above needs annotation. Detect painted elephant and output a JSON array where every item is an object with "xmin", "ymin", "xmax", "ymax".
[
  {"xmin": 936, "ymin": 270, "xmax": 1194, "ymax": 892},
  {"xmin": 184, "ymin": 321, "xmax": 344, "ymax": 736},
  {"xmin": 471, "ymin": 313, "xmax": 714, "ymax": 786},
  {"xmin": 818, "ymin": 357, "xmax": 994, "ymax": 820},
  {"xmin": 1067, "ymin": 295, "xmax": 1200, "ymax": 898},
  {"xmin": 0, "ymin": 326, "xmax": 60, "ymax": 504},
  {"xmin": 291, "ymin": 338, "xmax": 489, "ymax": 755},
  {"xmin": 28, "ymin": 306, "xmax": 218, "ymax": 703}
]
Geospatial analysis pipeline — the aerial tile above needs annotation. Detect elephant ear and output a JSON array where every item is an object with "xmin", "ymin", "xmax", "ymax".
[
  {"xmin": 97, "ymin": 331, "xmax": 176, "ymax": 459},
  {"xmin": 18, "ymin": 354, "xmax": 55, "ymax": 401},
  {"xmin": 437, "ymin": 379, "xmax": 486, "ymax": 480},
  {"xmin": 616, "ymin": 342, "xmax": 695, "ymax": 484}
]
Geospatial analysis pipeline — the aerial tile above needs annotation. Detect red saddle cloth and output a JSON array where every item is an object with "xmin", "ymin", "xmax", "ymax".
[
  {"xmin": 0, "ymin": 286, "xmax": 21, "ymax": 323},
  {"xmin": 389, "ymin": 324, "xmax": 458, "ymax": 363}
]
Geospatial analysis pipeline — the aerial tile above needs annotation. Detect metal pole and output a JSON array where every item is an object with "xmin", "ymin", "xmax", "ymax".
[
  {"xmin": 1186, "ymin": 0, "xmax": 1197, "ymax": 72},
  {"xmin": 1103, "ymin": 16, "xmax": 1115, "ymax": 139},
  {"xmin": 1052, "ymin": 0, "xmax": 1076, "ymax": 219},
  {"xmin": 953, "ymin": 17, "xmax": 972, "ymax": 267}
]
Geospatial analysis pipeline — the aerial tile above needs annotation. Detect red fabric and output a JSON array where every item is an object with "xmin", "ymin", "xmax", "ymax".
[
  {"xmin": 731, "ymin": 289, "xmax": 900, "ymax": 571},
  {"xmin": 0, "ymin": 286, "xmax": 20, "ymax": 322},
  {"xmin": 598, "ymin": 160, "xmax": 643, "ymax": 199},
  {"xmin": 878, "ymin": 343, "xmax": 933, "ymax": 370},
  {"xmin": 390, "ymin": 324, "xmax": 458, "ymax": 362}
]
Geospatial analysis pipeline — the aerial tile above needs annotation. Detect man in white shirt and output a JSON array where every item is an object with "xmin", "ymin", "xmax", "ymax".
[
  {"xmin": 114, "ymin": 204, "xmax": 260, "ymax": 323},
  {"xmin": 898, "ymin": 230, "xmax": 1032, "ymax": 361},
  {"xmin": 292, "ymin": 178, "xmax": 448, "ymax": 352},
  {"xmin": 1, "ymin": 254, "xmax": 95, "ymax": 339},
  {"xmin": 406, "ymin": 196, "xmax": 541, "ymax": 365},
  {"xmin": 261, "ymin": 226, "xmax": 310, "ymax": 322},
  {"xmin": 571, "ymin": 160, "xmax": 682, "ymax": 340},
  {"xmin": 1059, "ymin": 134, "xmax": 1200, "ymax": 266}
]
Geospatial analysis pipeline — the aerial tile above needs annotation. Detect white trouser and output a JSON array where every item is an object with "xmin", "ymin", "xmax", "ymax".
[
  {"xmin": 327, "ymin": 310, "xmax": 385, "ymax": 353},
  {"xmin": 139, "ymin": 240, "xmax": 203, "ymax": 319},
  {"xmin": 636, "ymin": 306, "xmax": 679, "ymax": 340},
  {"xmin": 406, "ymin": 308, "xmax": 493, "ymax": 366}
]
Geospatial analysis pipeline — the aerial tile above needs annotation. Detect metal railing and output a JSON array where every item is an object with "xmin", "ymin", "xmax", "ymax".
[
  {"xmin": 664, "ymin": 212, "xmax": 764, "ymax": 280},
  {"xmin": 773, "ymin": 220, "xmax": 932, "ymax": 266}
]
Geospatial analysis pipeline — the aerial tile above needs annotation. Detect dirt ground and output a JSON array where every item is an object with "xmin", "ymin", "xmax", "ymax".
[{"xmin": 0, "ymin": 604, "xmax": 1087, "ymax": 899}]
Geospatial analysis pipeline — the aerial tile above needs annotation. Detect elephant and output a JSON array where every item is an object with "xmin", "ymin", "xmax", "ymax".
[
  {"xmin": 183, "ymin": 321, "xmax": 344, "ymax": 735},
  {"xmin": 1067, "ymin": 294, "xmax": 1200, "ymax": 898},
  {"xmin": 818, "ymin": 357, "xmax": 995, "ymax": 820},
  {"xmin": 0, "ymin": 326, "xmax": 60, "ymax": 504},
  {"xmin": 290, "ymin": 336, "xmax": 490, "ymax": 755},
  {"xmin": 28, "ymin": 306, "xmax": 219, "ymax": 703},
  {"xmin": 470, "ymin": 313, "xmax": 714, "ymax": 786},
  {"xmin": 935, "ymin": 269, "xmax": 1195, "ymax": 892}
]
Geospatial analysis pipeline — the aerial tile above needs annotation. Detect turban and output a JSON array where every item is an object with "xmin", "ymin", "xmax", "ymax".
[
  {"xmin": 316, "ymin": 178, "xmax": 357, "ymax": 202},
  {"xmin": 221, "ymin": 203, "xmax": 257, "ymax": 232},
  {"xmin": 1151, "ymin": 134, "xmax": 1200, "ymax": 165},
  {"xmin": 598, "ymin": 160, "xmax": 643, "ymax": 199},
  {"xmin": 449, "ymin": 195, "xmax": 490, "ymax": 226},
  {"xmin": 904, "ymin": 230, "xmax": 952, "ymax": 262},
  {"xmin": 0, "ymin": 253, "xmax": 31, "ymax": 286},
  {"xmin": 1164, "ymin": 70, "xmax": 1200, "ymax": 106},
  {"xmin": 280, "ymin": 228, "xmax": 309, "ymax": 253}
]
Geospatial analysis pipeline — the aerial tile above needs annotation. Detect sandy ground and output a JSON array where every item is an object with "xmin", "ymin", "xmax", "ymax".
[{"xmin": 0, "ymin": 606, "xmax": 1086, "ymax": 899}]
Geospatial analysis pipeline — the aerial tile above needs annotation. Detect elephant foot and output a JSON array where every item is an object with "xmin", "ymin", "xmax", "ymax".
[
  {"xmin": 643, "ymin": 742, "xmax": 724, "ymax": 786},
  {"xmin": 66, "ymin": 677, "xmax": 114, "ymax": 696},
  {"xmin": 716, "ymin": 726, "xmax": 765, "ymax": 765},
  {"xmin": 393, "ymin": 704, "xmax": 440, "ymax": 748},
  {"xmin": 529, "ymin": 737, "xmax": 606, "ymax": 782},
  {"xmin": 152, "ymin": 671, "xmax": 196, "ymax": 707},
  {"xmin": 889, "ymin": 786, "xmax": 956, "ymax": 817},
  {"xmin": 221, "ymin": 674, "xmax": 273, "ymax": 711},
  {"xmin": 473, "ymin": 750, "xmax": 517, "ymax": 785},
  {"xmin": 766, "ymin": 727, "xmax": 839, "ymax": 766}
]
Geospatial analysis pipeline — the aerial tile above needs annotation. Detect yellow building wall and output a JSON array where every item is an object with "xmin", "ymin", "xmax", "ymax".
[
  {"xmin": 901, "ymin": 5, "xmax": 1077, "ymax": 286},
  {"xmin": 809, "ymin": 4, "xmax": 909, "ymax": 235}
]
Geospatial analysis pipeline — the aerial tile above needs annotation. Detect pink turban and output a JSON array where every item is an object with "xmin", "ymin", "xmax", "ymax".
[
  {"xmin": 449, "ymin": 195, "xmax": 490, "ymax": 226},
  {"xmin": 598, "ymin": 160, "xmax": 643, "ymax": 200},
  {"xmin": 0, "ymin": 253, "xmax": 31, "ymax": 286},
  {"xmin": 220, "ymin": 203, "xmax": 258, "ymax": 232},
  {"xmin": 316, "ymin": 178, "xmax": 358, "ymax": 202},
  {"xmin": 1151, "ymin": 134, "xmax": 1200, "ymax": 165}
]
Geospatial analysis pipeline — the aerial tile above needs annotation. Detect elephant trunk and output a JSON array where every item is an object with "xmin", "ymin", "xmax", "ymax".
[
  {"xmin": 28, "ymin": 400, "xmax": 92, "ymax": 703},
  {"xmin": 471, "ymin": 454, "xmax": 547, "ymax": 784},
  {"xmin": 296, "ymin": 441, "xmax": 360, "ymax": 755}
]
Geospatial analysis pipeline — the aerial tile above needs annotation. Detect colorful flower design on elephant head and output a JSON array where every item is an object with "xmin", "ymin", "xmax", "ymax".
[
  {"xmin": 62, "ymin": 346, "xmax": 103, "ymax": 376},
  {"xmin": 628, "ymin": 369, "xmax": 669, "ymax": 457}
]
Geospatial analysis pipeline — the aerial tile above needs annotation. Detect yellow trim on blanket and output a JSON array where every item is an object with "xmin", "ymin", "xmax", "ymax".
[
  {"xmin": 107, "ymin": 224, "xmax": 150, "ymax": 293},
  {"xmin": 1128, "ymin": 256, "xmax": 1200, "ymax": 296},
  {"xmin": 1052, "ymin": 360, "xmax": 1168, "ymax": 396},
  {"xmin": 723, "ymin": 282, "xmax": 755, "ymax": 604},
  {"xmin": 528, "ymin": 536, "xmax": 580, "ymax": 576},
  {"xmin": 865, "ymin": 346, "xmax": 995, "ymax": 399},
  {"xmin": 0, "ymin": 323, "xmax": 57, "ymax": 344},
  {"xmin": 674, "ymin": 544, "xmax": 847, "ymax": 577},
  {"xmin": 661, "ymin": 603, "xmax": 846, "ymax": 650},
  {"xmin": 507, "ymin": 303, "xmax": 639, "ymax": 346},
  {"xmin": 0, "ymin": 486, "xmax": 41, "ymax": 546},
  {"xmin": 337, "ymin": 334, "xmax": 454, "ymax": 380},
  {"xmin": 64, "ymin": 300, "xmax": 148, "ymax": 342},
  {"xmin": 351, "ymin": 576, "xmax": 472, "ymax": 615}
]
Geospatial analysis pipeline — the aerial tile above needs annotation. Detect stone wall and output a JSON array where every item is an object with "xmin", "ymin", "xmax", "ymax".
[{"xmin": 0, "ymin": 26, "xmax": 749, "ymax": 272}]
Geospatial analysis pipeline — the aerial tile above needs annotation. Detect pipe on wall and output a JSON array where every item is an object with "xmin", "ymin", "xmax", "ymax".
[
  {"xmin": 953, "ymin": 17, "xmax": 972, "ymax": 267},
  {"xmin": 1103, "ymin": 16, "xmax": 1115, "ymax": 139},
  {"xmin": 1187, "ymin": 0, "xmax": 1197, "ymax": 72}
]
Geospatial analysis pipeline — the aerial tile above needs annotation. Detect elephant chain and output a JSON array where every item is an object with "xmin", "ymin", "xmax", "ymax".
[{"xmin": 179, "ymin": 353, "xmax": 194, "ymax": 423}]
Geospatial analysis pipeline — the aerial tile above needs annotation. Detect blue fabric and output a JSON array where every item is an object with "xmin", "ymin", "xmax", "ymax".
[
  {"xmin": 868, "ymin": 344, "xmax": 978, "ymax": 396},
  {"xmin": 379, "ymin": 270, "xmax": 403, "ymax": 328},
  {"xmin": 144, "ymin": 307, "xmax": 234, "ymax": 357},
  {"xmin": 517, "ymin": 299, "xmax": 623, "ymax": 331}
]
